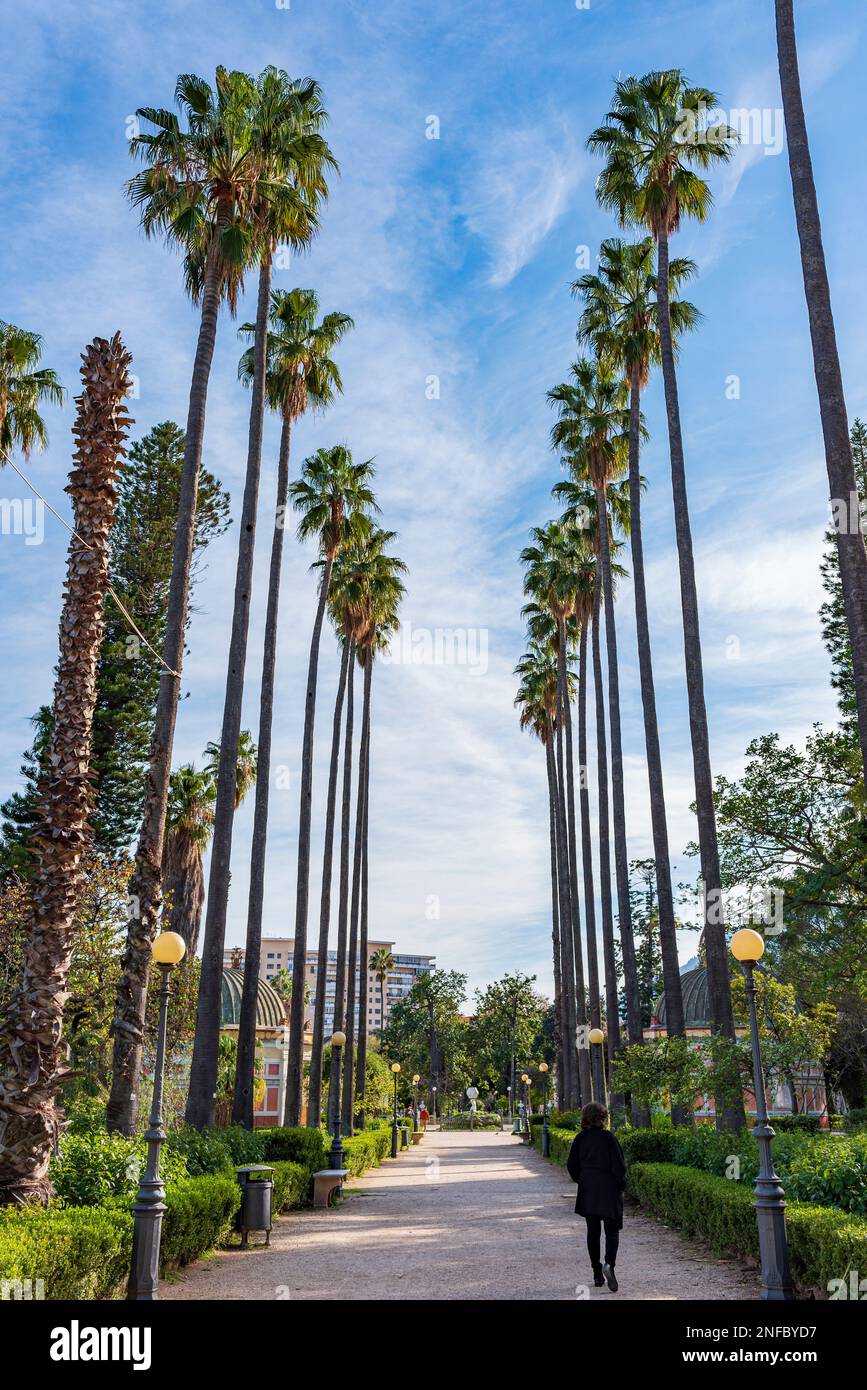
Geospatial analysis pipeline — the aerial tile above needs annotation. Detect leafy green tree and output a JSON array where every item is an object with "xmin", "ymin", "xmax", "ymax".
[
  {"xmin": 469, "ymin": 972, "xmax": 547, "ymax": 1110},
  {"xmin": 380, "ymin": 970, "xmax": 469, "ymax": 1113}
]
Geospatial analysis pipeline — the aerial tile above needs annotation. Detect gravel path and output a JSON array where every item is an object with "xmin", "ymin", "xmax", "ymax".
[{"xmin": 162, "ymin": 1129, "xmax": 757, "ymax": 1302}]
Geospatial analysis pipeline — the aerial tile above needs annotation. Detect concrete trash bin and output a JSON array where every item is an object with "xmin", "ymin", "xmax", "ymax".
[{"xmin": 235, "ymin": 1165, "xmax": 274, "ymax": 1248}]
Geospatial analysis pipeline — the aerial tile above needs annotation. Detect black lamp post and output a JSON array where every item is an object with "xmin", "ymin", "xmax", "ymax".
[
  {"xmin": 390, "ymin": 1062, "xmax": 401, "ymax": 1157},
  {"xmin": 521, "ymin": 1073, "xmax": 530, "ymax": 1134},
  {"xmin": 127, "ymin": 930, "xmax": 186, "ymax": 1301},
  {"xmin": 539, "ymin": 1063, "xmax": 550, "ymax": 1157},
  {"xmin": 731, "ymin": 929, "xmax": 795, "ymax": 1301},
  {"xmin": 412, "ymin": 1073, "xmax": 420, "ymax": 1127},
  {"xmin": 329, "ymin": 1031, "xmax": 346, "ymax": 1169},
  {"xmin": 588, "ymin": 1027, "xmax": 606, "ymax": 1107},
  {"xmin": 431, "ymin": 1084, "xmax": 437, "ymax": 1124}
]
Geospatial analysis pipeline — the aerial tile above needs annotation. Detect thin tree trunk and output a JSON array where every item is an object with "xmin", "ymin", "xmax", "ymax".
[
  {"xmin": 545, "ymin": 735, "xmax": 565, "ymax": 1103},
  {"xmin": 776, "ymin": 0, "xmax": 867, "ymax": 788},
  {"xmin": 186, "ymin": 255, "xmax": 272, "ymax": 1130},
  {"xmin": 552, "ymin": 674, "xmax": 577, "ymax": 1109},
  {"xmin": 563, "ymin": 641, "xmax": 591, "ymax": 1105},
  {"xmin": 596, "ymin": 480, "xmax": 646, "ymax": 1128},
  {"xmin": 0, "ymin": 335, "xmax": 132, "ymax": 1200},
  {"xmin": 656, "ymin": 228, "xmax": 744, "ymax": 1131},
  {"xmin": 305, "ymin": 638, "xmax": 351, "ymax": 1129},
  {"xmin": 107, "ymin": 258, "xmax": 222, "ymax": 1137},
  {"xmin": 232, "ymin": 412, "xmax": 293, "ymax": 1129},
  {"xmin": 342, "ymin": 653, "xmax": 371, "ymax": 1134},
  {"xmin": 627, "ymin": 375, "xmax": 690, "ymax": 1126},
  {"xmin": 578, "ymin": 624, "xmax": 601, "ymax": 1030},
  {"xmin": 284, "ymin": 549, "xmax": 336, "ymax": 1126},
  {"xmin": 325, "ymin": 640, "xmax": 354, "ymax": 1133},
  {"xmin": 354, "ymin": 675, "xmax": 372, "ymax": 1126},
  {"xmin": 591, "ymin": 568, "xmax": 623, "ymax": 1118},
  {"xmin": 159, "ymin": 839, "xmax": 205, "ymax": 959}
]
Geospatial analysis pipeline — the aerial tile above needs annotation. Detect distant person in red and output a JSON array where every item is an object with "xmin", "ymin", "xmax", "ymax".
[{"xmin": 419, "ymin": 1103, "xmax": 430, "ymax": 1131}]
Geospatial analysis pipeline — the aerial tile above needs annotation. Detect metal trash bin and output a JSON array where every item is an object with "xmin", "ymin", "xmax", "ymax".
[{"xmin": 235, "ymin": 1165, "xmax": 274, "ymax": 1248}]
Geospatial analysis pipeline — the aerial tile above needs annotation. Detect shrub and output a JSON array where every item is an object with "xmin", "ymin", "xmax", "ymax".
[
  {"xmin": 62, "ymin": 1093, "xmax": 109, "ymax": 1137},
  {"xmin": 845, "ymin": 1107, "xmax": 867, "ymax": 1133},
  {"xmin": 629, "ymin": 1161, "xmax": 867, "ymax": 1296},
  {"xmin": 618, "ymin": 1128, "xmax": 677, "ymax": 1165},
  {"xmin": 771, "ymin": 1114, "xmax": 822, "ymax": 1134},
  {"xmin": 441, "ymin": 1112, "xmax": 502, "ymax": 1131},
  {"xmin": 0, "ymin": 1203, "xmax": 132, "ymax": 1300},
  {"xmin": 259, "ymin": 1126, "xmax": 328, "ymax": 1171},
  {"xmin": 271, "ymin": 1161, "xmax": 311, "ymax": 1212},
  {"xmin": 785, "ymin": 1133, "xmax": 867, "ymax": 1215},
  {"xmin": 49, "ymin": 1131, "xmax": 189, "ymax": 1206},
  {"xmin": 159, "ymin": 1174, "xmax": 240, "ymax": 1268},
  {"xmin": 342, "ymin": 1127, "xmax": 392, "ymax": 1174},
  {"xmin": 529, "ymin": 1123, "xmax": 574, "ymax": 1166},
  {"xmin": 163, "ymin": 1125, "xmax": 240, "ymax": 1176}
]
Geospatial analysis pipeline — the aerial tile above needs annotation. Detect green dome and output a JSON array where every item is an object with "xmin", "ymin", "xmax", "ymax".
[
  {"xmin": 653, "ymin": 965, "xmax": 710, "ymax": 1029},
  {"xmin": 220, "ymin": 967, "xmax": 287, "ymax": 1028}
]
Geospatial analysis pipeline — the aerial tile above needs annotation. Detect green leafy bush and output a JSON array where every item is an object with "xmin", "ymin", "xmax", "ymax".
[
  {"xmin": 49, "ymin": 1131, "xmax": 189, "ymax": 1206},
  {"xmin": 259, "ymin": 1126, "xmax": 328, "ymax": 1170},
  {"xmin": 342, "ymin": 1127, "xmax": 392, "ymax": 1174},
  {"xmin": 785, "ymin": 1133, "xmax": 867, "ymax": 1214},
  {"xmin": 160, "ymin": 1174, "xmax": 240, "ymax": 1268},
  {"xmin": 163, "ymin": 1125, "xmax": 241, "ymax": 1176},
  {"xmin": 272, "ymin": 1160, "xmax": 311, "ymax": 1211},
  {"xmin": 629, "ymin": 1161, "xmax": 867, "ymax": 1296},
  {"xmin": 845, "ymin": 1107, "xmax": 867, "ymax": 1133},
  {"xmin": 0, "ymin": 1203, "xmax": 132, "ymax": 1299},
  {"xmin": 441, "ymin": 1112, "xmax": 502, "ymax": 1131},
  {"xmin": 771, "ymin": 1114, "xmax": 822, "ymax": 1134}
]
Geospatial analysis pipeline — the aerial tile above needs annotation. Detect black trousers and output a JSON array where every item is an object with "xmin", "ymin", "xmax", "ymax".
[{"xmin": 585, "ymin": 1215, "xmax": 619, "ymax": 1269}]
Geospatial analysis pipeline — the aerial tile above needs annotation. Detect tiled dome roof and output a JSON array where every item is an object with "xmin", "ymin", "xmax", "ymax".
[
  {"xmin": 653, "ymin": 965, "xmax": 710, "ymax": 1029},
  {"xmin": 220, "ymin": 967, "xmax": 287, "ymax": 1028}
]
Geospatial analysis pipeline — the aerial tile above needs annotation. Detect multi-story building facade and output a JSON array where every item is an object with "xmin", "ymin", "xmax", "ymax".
[{"xmin": 223, "ymin": 938, "xmax": 435, "ymax": 1035}]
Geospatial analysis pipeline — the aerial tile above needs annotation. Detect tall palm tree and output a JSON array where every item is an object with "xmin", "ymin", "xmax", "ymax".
[
  {"xmin": 520, "ymin": 524, "xmax": 589, "ymax": 1109},
  {"xmin": 194, "ymin": 73, "xmax": 336, "ymax": 1132},
  {"xmin": 108, "ymin": 67, "xmax": 269, "ymax": 1135},
  {"xmin": 515, "ymin": 645, "xmax": 567, "ymax": 1097},
  {"xmin": 0, "ymin": 334, "xmax": 132, "ymax": 1202},
  {"xmin": 351, "ymin": 556, "xmax": 406, "ymax": 1126},
  {"xmin": 370, "ymin": 946, "xmax": 395, "ymax": 1032},
  {"xmin": 775, "ymin": 0, "xmax": 867, "ymax": 787},
  {"xmin": 0, "ymin": 322, "xmax": 64, "ymax": 463},
  {"xmin": 574, "ymin": 240, "xmax": 698, "ymax": 1107},
  {"xmin": 283, "ymin": 448, "xmax": 377, "ymax": 1125},
  {"xmin": 549, "ymin": 362, "xmax": 646, "ymax": 1115},
  {"xmin": 588, "ymin": 72, "xmax": 745, "ymax": 1129},
  {"xmin": 233, "ymin": 289, "xmax": 352, "ymax": 1128}
]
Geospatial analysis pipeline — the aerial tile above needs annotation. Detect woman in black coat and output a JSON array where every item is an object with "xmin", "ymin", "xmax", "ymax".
[{"xmin": 566, "ymin": 1102, "xmax": 626, "ymax": 1291}]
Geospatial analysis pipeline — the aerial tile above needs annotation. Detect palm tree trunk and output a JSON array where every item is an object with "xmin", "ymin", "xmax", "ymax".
[
  {"xmin": 354, "ymin": 681, "xmax": 372, "ymax": 1127},
  {"xmin": 563, "ymin": 644, "xmax": 591, "ymax": 1105},
  {"xmin": 342, "ymin": 653, "xmax": 372, "ymax": 1134},
  {"xmin": 107, "ymin": 258, "xmax": 222, "ymax": 1136},
  {"xmin": 305, "ymin": 637, "xmax": 351, "ymax": 1129},
  {"xmin": 160, "ymin": 837, "xmax": 205, "ymax": 959},
  {"xmin": 578, "ymin": 624, "xmax": 601, "ymax": 1030},
  {"xmin": 776, "ymin": 0, "xmax": 867, "ymax": 787},
  {"xmin": 544, "ymin": 735, "xmax": 565, "ymax": 1101},
  {"xmin": 626, "ymin": 376, "xmax": 690, "ymax": 1125},
  {"xmin": 591, "ymin": 568, "xmax": 623, "ymax": 1117},
  {"xmin": 325, "ymin": 640, "xmax": 354, "ymax": 1133},
  {"xmin": 284, "ymin": 548, "xmax": 336, "ymax": 1126},
  {"xmin": 552, "ymin": 655, "xmax": 578, "ymax": 1110},
  {"xmin": 0, "ymin": 334, "xmax": 132, "ymax": 1199},
  {"xmin": 232, "ymin": 412, "xmax": 293, "ymax": 1129},
  {"xmin": 186, "ymin": 256, "xmax": 272, "ymax": 1130},
  {"xmin": 596, "ymin": 481, "xmax": 646, "ymax": 1125},
  {"xmin": 656, "ymin": 228, "xmax": 744, "ymax": 1131}
]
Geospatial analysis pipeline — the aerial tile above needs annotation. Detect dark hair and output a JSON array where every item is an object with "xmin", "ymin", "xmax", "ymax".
[{"xmin": 581, "ymin": 1102, "xmax": 608, "ymax": 1131}]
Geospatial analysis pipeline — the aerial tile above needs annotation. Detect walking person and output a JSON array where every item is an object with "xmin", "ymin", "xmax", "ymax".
[{"xmin": 567, "ymin": 1102, "xmax": 626, "ymax": 1292}]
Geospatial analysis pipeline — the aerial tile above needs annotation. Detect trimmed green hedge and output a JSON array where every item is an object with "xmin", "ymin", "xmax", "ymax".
[
  {"xmin": 0, "ymin": 1203, "xmax": 132, "ymax": 1300},
  {"xmin": 441, "ymin": 1112, "xmax": 502, "ymax": 1131},
  {"xmin": 529, "ymin": 1123, "xmax": 574, "ymax": 1166},
  {"xmin": 630, "ymin": 1161, "xmax": 867, "ymax": 1296},
  {"xmin": 342, "ymin": 1126, "xmax": 392, "ymax": 1175},
  {"xmin": 272, "ymin": 1160, "xmax": 311, "ymax": 1212},
  {"xmin": 159, "ymin": 1173, "xmax": 240, "ymax": 1268}
]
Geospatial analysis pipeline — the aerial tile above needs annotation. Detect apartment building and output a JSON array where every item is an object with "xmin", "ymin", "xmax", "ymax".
[{"xmin": 223, "ymin": 938, "xmax": 435, "ymax": 1033}]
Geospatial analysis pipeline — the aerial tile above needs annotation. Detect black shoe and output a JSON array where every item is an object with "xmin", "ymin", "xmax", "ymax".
[
  {"xmin": 593, "ymin": 1273, "xmax": 605, "ymax": 1287},
  {"xmin": 602, "ymin": 1262, "xmax": 618, "ymax": 1292}
]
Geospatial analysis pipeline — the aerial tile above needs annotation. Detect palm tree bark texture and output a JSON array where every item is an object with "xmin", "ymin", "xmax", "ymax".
[{"xmin": 0, "ymin": 334, "xmax": 133, "ymax": 1202}]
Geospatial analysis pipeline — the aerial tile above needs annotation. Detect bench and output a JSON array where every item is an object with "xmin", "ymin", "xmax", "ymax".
[
  {"xmin": 411, "ymin": 1130, "xmax": 423, "ymax": 1145},
  {"xmin": 312, "ymin": 1168, "xmax": 350, "ymax": 1210}
]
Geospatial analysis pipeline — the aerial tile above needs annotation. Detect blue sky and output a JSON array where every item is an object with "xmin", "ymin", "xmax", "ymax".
[{"xmin": 1, "ymin": 0, "xmax": 864, "ymax": 1005}]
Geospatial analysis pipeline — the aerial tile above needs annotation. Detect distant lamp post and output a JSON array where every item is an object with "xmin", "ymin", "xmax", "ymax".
[
  {"xmin": 538, "ymin": 1063, "xmax": 550, "ymax": 1157},
  {"xmin": 431, "ymin": 1084, "xmax": 437, "ymax": 1123},
  {"xmin": 731, "ymin": 929, "xmax": 795, "ymax": 1301},
  {"xmin": 127, "ymin": 930, "xmax": 186, "ymax": 1301},
  {"xmin": 412, "ymin": 1073, "xmax": 421, "ymax": 1127},
  {"xmin": 329, "ymin": 1032, "xmax": 347, "ymax": 1170},
  {"xmin": 521, "ymin": 1073, "xmax": 530, "ymax": 1133},
  {"xmin": 391, "ymin": 1063, "xmax": 401, "ymax": 1157},
  {"xmin": 588, "ymin": 1028, "xmax": 606, "ymax": 1107}
]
